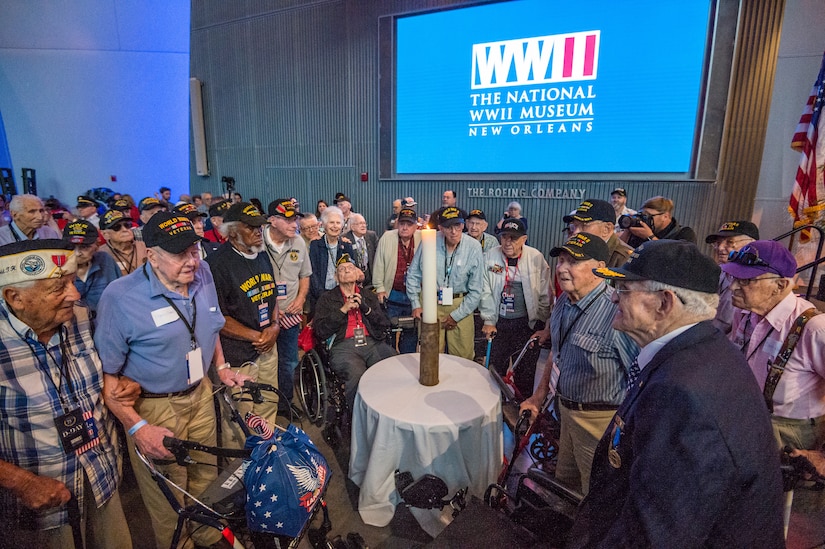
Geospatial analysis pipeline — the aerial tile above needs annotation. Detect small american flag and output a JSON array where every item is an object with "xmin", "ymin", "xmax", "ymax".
[
  {"xmin": 789, "ymin": 52, "xmax": 825, "ymax": 237},
  {"xmin": 245, "ymin": 412, "xmax": 274, "ymax": 440},
  {"xmin": 75, "ymin": 409, "xmax": 100, "ymax": 455}
]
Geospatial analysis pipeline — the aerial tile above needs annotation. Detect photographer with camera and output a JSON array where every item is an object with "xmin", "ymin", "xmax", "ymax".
[{"xmin": 619, "ymin": 196, "xmax": 696, "ymax": 249}]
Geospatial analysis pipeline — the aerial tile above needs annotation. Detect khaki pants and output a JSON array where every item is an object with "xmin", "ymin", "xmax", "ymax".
[
  {"xmin": 251, "ymin": 346, "xmax": 280, "ymax": 426},
  {"xmin": 555, "ymin": 403, "xmax": 616, "ymax": 495},
  {"xmin": 7, "ymin": 472, "xmax": 131, "ymax": 549},
  {"xmin": 773, "ymin": 413, "xmax": 825, "ymax": 512},
  {"xmin": 128, "ymin": 379, "xmax": 220, "ymax": 548},
  {"xmin": 436, "ymin": 296, "xmax": 475, "ymax": 361}
]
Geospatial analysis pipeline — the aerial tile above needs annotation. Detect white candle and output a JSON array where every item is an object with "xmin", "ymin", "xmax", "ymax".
[{"xmin": 421, "ymin": 228, "xmax": 437, "ymax": 324}]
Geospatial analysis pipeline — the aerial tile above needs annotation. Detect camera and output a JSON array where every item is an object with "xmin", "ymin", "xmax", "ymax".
[
  {"xmin": 221, "ymin": 176, "xmax": 236, "ymax": 193},
  {"xmin": 618, "ymin": 212, "xmax": 655, "ymax": 230}
]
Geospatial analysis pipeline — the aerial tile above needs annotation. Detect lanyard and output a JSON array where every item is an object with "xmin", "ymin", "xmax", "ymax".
[
  {"xmin": 444, "ymin": 240, "xmax": 461, "ymax": 285},
  {"xmin": 23, "ymin": 327, "xmax": 77, "ymax": 411},
  {"xmin": 325, "ymin": 235, "xmax": 339, "ymax": 266},
  {"xmin": 503, "ymin": 253, "xmax": 521, "ymax": 290},
  {"xmin": 143, "ymin": 264, "xmax": 198, "ymax": 349},
  {"xmin": 266, "ymin": 233, "xmax": 292, "ymax": 278}
]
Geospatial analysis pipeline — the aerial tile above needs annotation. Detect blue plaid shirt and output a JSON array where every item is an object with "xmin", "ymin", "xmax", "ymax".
[{"xmin": 0, "ymin": 302, "xmax": 121, "ymax": 529}]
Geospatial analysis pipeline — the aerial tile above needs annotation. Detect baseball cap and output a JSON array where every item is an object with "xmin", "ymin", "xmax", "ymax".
[
  {"xmin": 720, "ymin": 240, "xmax": 796, "ymax": 280},
  {"xmin": 611, "ymin": 188, "xmax": 627, "ymax": 197},
  {"xmin": 438, "ymin": 207, "xmax": 465, "ymax": 227},
  {"xmin": 138, "ymin": 197, "xmax": 165, "ymax": 212},
  {"xmin": 100, "ymin": 209, "xmax": 131, "ymax": 230},
  {"xmin": 267, "ymin": 198, "xmax": 303, "ymax": 219},
  {"xmin": 563, "ymin": 199, "xmax": 616, "ymax": 224},
  {"xmin": 334, "ymin": 193, "xmax": 350, "ymax": 204},
  {"xmin": 142, "ymin": 212, "xmax": 201, "ymax": 254},
  {"xmin": 550, "ymin": 232, "xmax": 609, "ymax": 263},
  {"xmin": 223, "ymin": 202, "xmax": 268, "ymax": 227},
  {"xmin": 77, "ymin": 196, "xmax": 99, "ymax": 209},
  {"xmin": 336, "ymin": 253, "xmax": 355, "ymax": 267},
  {"xmin": 704, "ymin": 220, "xmax": 760, "ymax": 244},
  {"xmin": 467, "ymin": 209, "xmax": 486, "ymax": 221},
  {"xmin": 499, "ymin": 218, "xmax": 527, "ymax": 237},
  {"xmin": 63, "ymin": 220, "xmax": 99, "ymax": 245},
  {"xmin": 112, "ymin": 199, "xmax": 131, "ymax": 212},
  {"xmin": 401, "ymin": 197, "xmax": 417, "ymax": 208},
  {"xmin": 397, "ymin": 208, "xmax": 417, "ymax": 223},
  {"xmin": 594, "ymin": 239, "xmax": 720, "ymax": 293},
  {"xmin": 172, "ymin": 203, "xmax": 207, "ymax": 219},
  {"xmin": 0, "ymin": 239, "xmax": 76, "ymax": 287},
  {"xmin": 208, "ymin": 199, "xmax": 231, "ymax": 218}
]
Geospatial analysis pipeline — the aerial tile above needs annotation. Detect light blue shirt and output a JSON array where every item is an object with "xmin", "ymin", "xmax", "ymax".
[{"xmin": 95, "ymin": 261, "xmax": 225, "ymax": 393}]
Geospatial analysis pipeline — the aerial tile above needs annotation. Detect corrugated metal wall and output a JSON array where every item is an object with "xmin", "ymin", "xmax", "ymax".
[{"xmin": 189, "ymin": 0, "xmax": 784, "ymax": 258}]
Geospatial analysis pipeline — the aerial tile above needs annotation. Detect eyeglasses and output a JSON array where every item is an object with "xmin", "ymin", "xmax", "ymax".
[
  {"xmin": 727, "ymin": 248, "xmax": 781, "ymax": 275},
  {"xmin": 728, "ymin": 275, "xmax": 782, "ymax": 287},
  {"xmin": 111, "ymin": 222, "xmax": 133, "ymax": 231},
  {"xmin": 711, "ymin": 236, "xmax": 751, "ymax": 249}
]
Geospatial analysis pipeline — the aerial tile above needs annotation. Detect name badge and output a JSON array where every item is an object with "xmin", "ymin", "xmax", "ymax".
[
  {"xmin": 187, "ymin": 346, "xmax": 204, "ymax": 384},
  {"xmin": 276, "ymin": 281, "xmax": 288, "ymax": 300},
  {"xmin": 438, "ymin": 286, "xmax": 453, "ymax": 306},
  {"xmin": 258, "ymin": 302, "xmax": 271, "ymax": 327},
  {"xmin": 55, "ymin": 408, "xmax": 92, "ymax": 454},
  {"xmin": 354, "ymin": 327, "xmax": 367, "ymax": 347},
  {"xmin": 152, "ymin": 306, "xmax": 179, "ymax": 327},
  {"xmin": 500, "ymin": 292, "xmax": 515, "ymax": 315},
  {"xmin": 763, "ymin": 337, "xmax": 782, "ymax": 359}
]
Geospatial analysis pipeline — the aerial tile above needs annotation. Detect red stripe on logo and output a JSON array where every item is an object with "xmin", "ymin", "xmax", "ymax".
[
  {"xmin": 583, "ymin": 34, "xmax": 596, "ymax": 76},
  {"xmin": 563, "ymin": 36, "xmax": 575, "ymax": 78}
]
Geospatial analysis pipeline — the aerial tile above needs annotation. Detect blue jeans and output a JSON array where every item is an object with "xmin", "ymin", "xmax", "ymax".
[
  {"xmin": 277, "ymin": 322, "xmax": 300, "ymax": 407},
  {"xmin": 386, "ymin": 289, "xmax": 417, "ymax": 354}
]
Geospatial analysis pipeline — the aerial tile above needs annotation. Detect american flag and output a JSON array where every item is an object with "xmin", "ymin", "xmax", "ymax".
[
  {"xmin": 789, "ymin": 52, "xmax": 825, "ymax": 232},
  {"xmin": 245, "ymin": 411, "xmax": 274, "ymax": 440}
]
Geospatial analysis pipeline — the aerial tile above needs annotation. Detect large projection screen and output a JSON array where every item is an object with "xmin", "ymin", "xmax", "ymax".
[{"xmin": 382, "ymin": 0, "xmax": 716, "ymax": 179}]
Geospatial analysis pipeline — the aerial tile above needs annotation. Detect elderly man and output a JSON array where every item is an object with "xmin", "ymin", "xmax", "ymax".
[
  {"xmin": 335, "ymin": 194, "xmax": 356, "ymax": 234},
  {"xmin": 314, "ymin": 254, "xmax": 396, "ymax": 412},
  {"xmin": 373, "ymin": 207, "xmax": 421, "ymax": 353},
  {"xmin": 723, "ymin": 241, "xmax": 825, "ymax": 500},
  {"xmin": 704, "ymin": 220, "xmax": 760, "ymax": 334},
  {"xmin": 344, "ymin": 213, "xmax": 378, "ymax": 282},
  {"xmin": 96, "ymin": 212, "xmax": 245, "ymax": 549},
  {"xmin": 206, "ymin": 202, "xmax": 280, "ymax": 424},
  {"xmin": 522, "ymin": 233, "xmax": 638, "ymax": 495},
  {"xmin": 566, "ymin": 240, "xmax": 784, "ymax": 548},
  {"xmin": 62, "ymin": 220, "xmax": 120, "ymax": 317},
  {"xmin": 0, "ymin": 240, "xmax": 135, "ymax": 549},
  {"xmin": 264, "ymin": 198, "xmax": 311, "ymax": 417},
  {"xmin": 407, "ymin": 207, "xmax": 484, "ymax": 360},
  {"xmin": 205, "ymin": 199, "xmax": 230, "ymax": 244},
  {"xmin": 100, "ymin": 209, "xmax": 147, "ymax": 276},
  {"xmin": 0, "ymin": 194, "xmax": 61, "ymax": 245},
  {"xmin": 198, "ymin": 191, "xmax": 213, "ymax": 214},
  {"xmin": 466, "ymin": 209, "xmax": 497, "ymax": 252},
  {"xmin": 622, "ymin": 195, "xmax": 696, "ymax": 248},
  {"xmin": 609, "ymin": 188, "xmax": 635, "ymax": 232},
  {"xmin": 132, "ymin": 197, "xmax": 166, "ymax": 243},
  {"xmin": 480, "ymin": 218, "xmax": 550, "ymax": 398},
  {"xmin": 566, "ymin": 199, "xmax": 633, "ymax": 268},
  {"xmin": 173, "ymin": 202, "xmax": 218, "ymax": 258},
  {"xmin": 386, "ymin": 198, "xmax": 402, "ymax": 231},
  {"xmin": 299, "ymin": 213, "xmax": 322, "ymax": 246},
  {"xmin": 75, "ymin": 196, "xmax": 101, "ymax": 228}
]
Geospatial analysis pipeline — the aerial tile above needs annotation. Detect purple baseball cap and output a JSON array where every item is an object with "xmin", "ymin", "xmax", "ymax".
[{"xmin": 720, "ymin": 240, "xmax": 797, "ymax": 279}]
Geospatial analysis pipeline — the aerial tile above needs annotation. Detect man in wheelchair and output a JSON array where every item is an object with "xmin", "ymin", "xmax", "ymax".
[{"xmin": 313, "ymin": 254, "xmax": 397, "ymax": 411}]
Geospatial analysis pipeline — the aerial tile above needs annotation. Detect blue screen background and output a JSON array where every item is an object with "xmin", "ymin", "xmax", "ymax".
[{"xmin": 396, "ymin": 0, "xmax": 712, "ymax": 174}]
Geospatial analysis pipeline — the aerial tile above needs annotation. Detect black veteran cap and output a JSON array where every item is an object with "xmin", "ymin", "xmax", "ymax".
[
  {"xmin": 336, "ymin": 253, "xmax": 355, "ymax": 267},
  {"xmin": 438, "ymin": 207, "xmax": 465, "ymax": 227},
  {"xmin": 611, "ymin": 188, "xmax": 627, "ymax": 197},
  {"xmin": 467, "ymin": 209, "xmax": 486, "ymax": 221},
  {"xmin": 100, "ymin": 209, "xmax": 131, "ymax": 230},
  {"xmin": 268, "ymin": 198, "xmax": 303, "ymax": 219},
  {"xmin": 0, "ymin": 239, "xmax": 76, "ymax": 286},
  {"xmin": 224, "ymin": 202, "xmax": 268, "ymax": 227},
  {"xmin": 563, "ymin": 199, "xmax": 616, "ymax": 224},
  {"xmin": 112, "ymin": 199, "xmax": 131, "ymax": 212},
  {"xmin": 499, "ymin": 218, "xmax": 527, "ymax": 237},
  {"xmin": 138, "ymin": 197, "xmax": 164, "ymax": 212},
  {"xmin": 704, "ymin": 220, "xmax": 760, "ymax": 244},
  {"xmin": 593, "ymin": 239, "xmax": 720, "ymax": 294},
  {"xmin": 550, "ymin": 232, "xmax": 609, "ymax": 262},
  {"xmin": 76, "ymin": 196, "xmax": 99, "ymax": 209},
  {"xmin": 173, "ymin": 203, "xmax": 207, "ymax": 219},
  {"xmin": 143, "ymin": 212, "xmax": 201, "ymax": 254},
  {"xmin": 208, "ymin": 199, "xmax": 231, "ymax": 218},
  {"xmin": 397, "ymin": 208, "xmax": 417, "ymax": 223},
  {"xmin": 63, "ymin": 219, "xmax": 99, "ymax": 245}
]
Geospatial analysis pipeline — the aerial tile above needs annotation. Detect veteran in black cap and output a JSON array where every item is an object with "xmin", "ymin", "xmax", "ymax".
[
  {"xmin": 62, "ymin": 219, "xmax": 120, "ymax": 316},
  {"xmin": 173, "ymin": 202, "xmax": 217, "ymax": 258},
  {"xmin": 75, "ymin": 195, "xmax": 101, "ymax": 227},
  {"xmin": 466, "ymin": 209, "xmax": 497, "ymax": 252},
  {"xmin": 95, "ymin": 212, "xmax": 248, "ymax": 549},
  {"xmin": 205, "ymin": 198, "xmax": 231, "ymax": 244},
  {"xmin": 566, "ymin": 240, "xmax": 784, "ymax": 548},
  {"xmin": 565, "ymin": 198, "xmax": 633, "ymax": 268},
  {"xmin": 522, "ymin": 233, "xmax": 639, "ymax": 497}
]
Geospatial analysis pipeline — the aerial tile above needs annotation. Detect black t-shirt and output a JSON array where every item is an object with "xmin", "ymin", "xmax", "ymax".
[{"xmin": 206, "ymin": 242, "xmax": 277, "ymax": 365}]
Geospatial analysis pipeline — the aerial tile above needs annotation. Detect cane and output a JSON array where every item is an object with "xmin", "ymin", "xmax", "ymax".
[
  {"xmin": 67, "ymin": 494, "xmax": 84, "ymax": 549},
  {"xmin": 483, "ymin": 332, "xmax": 495, "ymax": 370}
]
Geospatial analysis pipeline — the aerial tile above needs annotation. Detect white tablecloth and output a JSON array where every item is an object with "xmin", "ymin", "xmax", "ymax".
[{"xmin": 349, "ymin": 353, "xmax": 503, "ymax": 537}]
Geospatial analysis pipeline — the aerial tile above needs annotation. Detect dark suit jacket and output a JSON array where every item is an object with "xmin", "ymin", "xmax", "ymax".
[
  {"xmin": 344, "ymin": 230, "xmax": 378, "ymax": 283},
  {"xmin": 568, "ymin": 321, "xmax": 784, "ymax": 549},
  {"xmin": 313, "ymin": 285, "xmax": 390, "ymax": 346},
  {"xmin": 308, "ymin": 237, "xmax": 355, "ymax": 310}
]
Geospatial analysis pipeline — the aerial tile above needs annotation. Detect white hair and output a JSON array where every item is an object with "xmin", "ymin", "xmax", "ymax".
[
  {"xmin": 320, "ymin": 205, "xmax": 344, "ymax": 225},
  {"xmin": 638, "ymin": 279, "xmax": 718, "ymax": 319},
  {"xmin": 507, "ymin": 201, "xmax": 522, "ymax": 212},
  {"xmin": 9, "ymin": 194, "xmax": 42, "ymax": 213}
]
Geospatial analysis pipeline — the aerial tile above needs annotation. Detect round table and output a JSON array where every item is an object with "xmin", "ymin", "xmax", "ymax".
[{"xmin": 348, "ymin": 353, "xmax": 503, "ymax": 537}]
